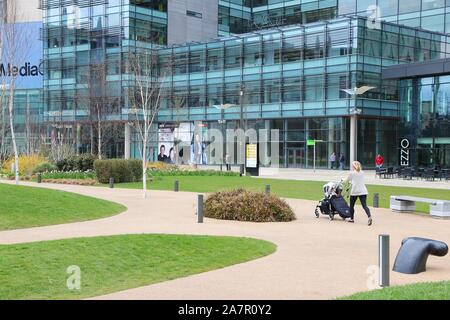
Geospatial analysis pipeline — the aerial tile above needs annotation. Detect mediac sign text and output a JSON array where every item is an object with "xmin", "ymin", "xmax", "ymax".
[{"xmin": 0, "ymin": 62, "xmax": 43, "ymax": 77}]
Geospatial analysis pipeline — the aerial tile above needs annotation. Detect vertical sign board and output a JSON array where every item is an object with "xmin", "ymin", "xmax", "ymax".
[
  {"xmin": 246, "ymin": 143, "xmax": 259, "ymax": 176},
  {"xmin": 399, "ymin": 138, "xmax": 410, "ymax": 167}
]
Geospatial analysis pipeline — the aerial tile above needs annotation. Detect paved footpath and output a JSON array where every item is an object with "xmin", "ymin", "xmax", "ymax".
[
  {"xmin": 258, "ymin": 168, "xmax": 450, "ymax": 189},
  {"xmin": 1, "ymin": 181, "xmax": 450, "ymax": 300}
]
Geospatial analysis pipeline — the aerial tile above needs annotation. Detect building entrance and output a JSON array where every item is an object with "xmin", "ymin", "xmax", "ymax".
[{"xmin": 287, "ymin": 148, "xmax": 305, "ymax": 168}]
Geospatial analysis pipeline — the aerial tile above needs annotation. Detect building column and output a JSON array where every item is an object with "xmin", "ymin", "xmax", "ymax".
[
  {"xmin": 124, "ymin": 123, "xmax": 131, "ymax": 160},
  {"xmin": 305, "ymin": 119, "xmax": 310, "ymax": 168},
  {"xmin": 76, "ymin": 124, "xmax": 81, "ymax": 155},
  {"xmin": 350, "ymin": 115, "xmax": 357, "ymax": 165},
  {"xmin": 328, "ymin": 119, "xmax": 335, "ymax": 169}
]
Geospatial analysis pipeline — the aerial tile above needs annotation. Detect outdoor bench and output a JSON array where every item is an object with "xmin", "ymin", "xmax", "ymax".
[{"xmin": 390, "ymin": 196, "xmax": 450, "ymax": 219}]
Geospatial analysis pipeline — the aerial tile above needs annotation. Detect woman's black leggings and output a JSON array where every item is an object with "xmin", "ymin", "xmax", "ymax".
[{"xmin": 349, "ymin": 195, "xmax": 371, "ymax": 220}]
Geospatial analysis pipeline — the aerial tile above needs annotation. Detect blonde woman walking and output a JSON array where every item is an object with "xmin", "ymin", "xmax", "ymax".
[{"xmin": 345, "ymin": 161, "xmax": 373, "ymax": 226}]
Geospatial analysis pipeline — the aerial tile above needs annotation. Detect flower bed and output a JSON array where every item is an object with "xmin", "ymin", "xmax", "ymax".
[{"xmin": 42, "ymin": 179, "xmax": 97, "ymax": 186}]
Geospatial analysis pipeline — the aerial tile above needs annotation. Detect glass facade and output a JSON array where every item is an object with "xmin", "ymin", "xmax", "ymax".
[
  {"xmin": 149, "ymin": 17, "xmax": 448, "ymax": 167},
  {"xmin": 400, "ymin": 76, "xmax": 450, "ymax": 167},
  {"xmin": 219, "ymin": 0, "xmax": 450, "ymax": 36},
  {"xmin": 35, "ymin": 1, "xmax": 450, "ymax": 167}
]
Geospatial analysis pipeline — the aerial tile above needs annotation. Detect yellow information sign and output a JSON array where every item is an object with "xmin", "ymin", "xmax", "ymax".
[{"xmin": 246, "ymin": 144, "xmax": 258, "ymax": 168}]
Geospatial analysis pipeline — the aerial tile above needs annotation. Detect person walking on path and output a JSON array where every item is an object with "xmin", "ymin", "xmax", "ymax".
[
  {"xmin": 375, "ymin": 154, "xmax": 384, "ymax": 169},
  {"xmin": 344, "ymin": 161, "xmax": 373, "ymax": 226},
  {"xmin": 225, "ymin": 153, "xmax": 231, "ymax": 171},
  {"xmin": 329, "ymin": 152, "xmax": 337, "ymax": 169},
  {"xmin": 339, "ymin": 154, "xmax": 345, "ymax": 170}
]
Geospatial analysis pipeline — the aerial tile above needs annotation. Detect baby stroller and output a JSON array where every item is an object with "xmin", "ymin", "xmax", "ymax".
[{"xmin": 315, "ymin": 180, "xmax": 351, "ymax": 221}]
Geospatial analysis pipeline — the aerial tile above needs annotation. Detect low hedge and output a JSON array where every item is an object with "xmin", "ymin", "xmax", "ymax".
[
  {"xmin": 148, "ymin": 169, "xmax": 239, "ymax": 177},
  {"xmin": 204, "ymin": 189, "xmax": 296, "ymax": 223},
  {"xmin": 94, "ymin": 159, "xmax": 142, "ymax": 184},
  {"xmin": 41, "ymin": 170, "xmax": 96, "ymax": 180}
]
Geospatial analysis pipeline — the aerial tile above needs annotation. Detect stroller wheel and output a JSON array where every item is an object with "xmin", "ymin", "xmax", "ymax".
[{"xmin": 329, "ymin": 214, "xmax": 334, "ymax": 221}]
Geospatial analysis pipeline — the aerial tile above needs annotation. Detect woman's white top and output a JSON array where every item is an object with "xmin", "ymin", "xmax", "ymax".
[{"xmin": 346, "ymin": 171, "xmax": 369, "ymax": 196}]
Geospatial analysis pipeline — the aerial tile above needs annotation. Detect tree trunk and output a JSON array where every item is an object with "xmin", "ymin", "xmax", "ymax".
[
  {"xmin": 25, "ymin": 102, "xmax": 31, "ymax": 155},
  {"xmin": 90, "ymin": 123, "xmax": 94, "ymax": 155},
  {"xmin": 8, "ymin": 85, "xmax": 19, "ymax": 185},
  {"xmin": 142, "ymin": 140, "xmax": 147, "ymax": 199},
  {"xmin": 98, "ymin": 119, "xmax": 102, "ymax": 160}
]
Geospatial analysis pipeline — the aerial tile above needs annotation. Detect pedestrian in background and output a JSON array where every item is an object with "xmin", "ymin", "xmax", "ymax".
[
  {"xmin": 375, "ymin": 154, "xmax": 384, "ymax": 169},
  {"xmin": 330, "ymin": 152, "xmax": 337, "ymax": 169},
  {"xmin": 339, "ymin": 154, "xmax": 345, "ymax": 170}
]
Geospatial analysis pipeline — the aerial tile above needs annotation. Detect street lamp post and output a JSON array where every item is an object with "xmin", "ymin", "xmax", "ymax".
[{"xmin": 341, "ymin": 86, "xmax": 376, "ymax": 165}]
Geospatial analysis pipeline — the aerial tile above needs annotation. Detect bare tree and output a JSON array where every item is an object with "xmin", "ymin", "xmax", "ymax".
[
  {"xmin": 0, "ymin": 81, "xmax": 9, "ymax": 163},
  {"xmin": 128, "ymin": 51, "xmax": 167, "ymax": 199},
  {"xmin": 76, "ymin": 62, "xmax": 111, "ymax": 159},
  {"xmin": 0, "ymin": 2, "xmax": 31, "ymax": 183}
]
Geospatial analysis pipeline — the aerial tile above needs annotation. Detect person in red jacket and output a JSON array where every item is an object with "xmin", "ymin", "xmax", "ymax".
[{"xmin": 375, "ymin": 154, "xmax": 384, "ymax": 168}]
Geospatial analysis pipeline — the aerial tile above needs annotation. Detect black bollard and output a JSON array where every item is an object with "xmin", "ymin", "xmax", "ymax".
[
  {"xmin": 109, "ymin": 177, "xmax": 114, "ymax": 189},
  {"xmin": 373, "ymin": 193, "xmax": 379, "ymax": 208},
  {"xmin": 174, "ymin": 180, "xmax": 179, "ymax": 192},
  {"xmin": 240, "ymin": 164, "xmax": 245, "ymax": 177},
  {"xmin": 265, "ymin": 185, "xmax": 270, "ymax": 195},
  {"xmin": 379, "ymin": 234, "xmax": 390, "ymax": 287},
  {"xmin": 197, "ymin": 194, "xmax": 204, "ymax": 223},
  {"xmin": 37, "ymin": 173, "xmax": 42, "ymax": 184}
]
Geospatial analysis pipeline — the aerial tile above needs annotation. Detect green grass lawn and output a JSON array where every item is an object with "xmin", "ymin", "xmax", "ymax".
[
  {"xmin": 112, "ymin": 176, "xmax": 450, "ymax": 214},
  {"xmin": 341, "ymin": 281, "xmax": 450, "ymax": 300},
  {"xmin": 0, "ymin": 234, "xmax": 276, "ymax": 300},
  {"xmin": 0, "ymin": 183, "xmax": 126, "ymax": 231}
]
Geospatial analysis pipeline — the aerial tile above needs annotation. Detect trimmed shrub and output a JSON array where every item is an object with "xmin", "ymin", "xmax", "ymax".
[
  {"xmin": 204, "ymin": 189, "xmax": 296, "ymax": 223},
  {"xmin": 94, "ymin": 159, "xmax": 142, "ymax": 184},
  {"xmin": 128, "ymin": 159, "xmax": 143, "ymax": 182},
  {"xmin": 94, "ymin": 160, "xmax": 112, "ymax": 184},
  {"xmin": 56, "ymin": 154, "xmax": 96, "ymax": 172},
  {"xmin": 32, "ymin": 162, "xmax": 57, "ymax": 174}
]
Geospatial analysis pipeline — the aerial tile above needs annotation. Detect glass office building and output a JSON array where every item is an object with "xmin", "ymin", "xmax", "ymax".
[
  {"xmin": 36, "ymin": 0, "xmax": 450, "ymax": 167},
  {"xmin": 399, "ymin": 76, "xmax": 450, "ymax": 167},
  {"xmin": 219, "ymin": 0, "xmax": 450, "ymax": 36}
]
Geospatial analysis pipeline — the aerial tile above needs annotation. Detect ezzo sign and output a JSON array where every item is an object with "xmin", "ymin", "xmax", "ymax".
[{"xmin": 399, "ymin": 138, "xmax": 410, "ymax": 167}]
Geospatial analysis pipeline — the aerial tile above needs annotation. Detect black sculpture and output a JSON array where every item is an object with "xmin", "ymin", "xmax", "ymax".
[{"xmin": 393, "ymin": 237, "xmax": 448, "ymax": 274}]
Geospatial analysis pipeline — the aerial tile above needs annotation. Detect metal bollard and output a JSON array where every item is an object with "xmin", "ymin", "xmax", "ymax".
[
  {"xmin": 37, "ymin": 173, "xmax": 42, "ymax": 184},
  {"xmin": 373, "ymin": 193, "xmax": 379, "ymax": 208},
  {"xmin": 174, "ymin": 180, "xmax": 179, "ymax": 192},
  {"xmin": 197, "ymin": 194, "xmax": 204, "ymax": 223},
  {"xmin": 109, "ymin": 177, "xmax": 114, "ymax": 189},
  {"xmin": 240, "ymin": 164, "xmax": 245, "ymax": 177},
  {"xmin": 379, "ymin": 234, "xmax": 390, "ymax": 287},
  {"xmin": 265, "ymin": 185, "xmax": 271, "ymax": 195}
]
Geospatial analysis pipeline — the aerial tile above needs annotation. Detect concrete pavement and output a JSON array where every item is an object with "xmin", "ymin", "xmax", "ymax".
[
  {"xmin": 1, "ymin": 180, "xmax": 450, "ymax": 300},
  {"xmin": 258, "ymin": 168, "xmax": 450, "ymax": 190}
]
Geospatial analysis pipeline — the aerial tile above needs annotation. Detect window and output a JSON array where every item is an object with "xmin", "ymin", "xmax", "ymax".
[{"xmin": 187, "ymin": 10, "xmax": 202, "ymax": 19}]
